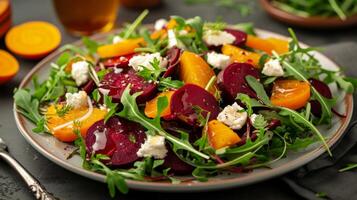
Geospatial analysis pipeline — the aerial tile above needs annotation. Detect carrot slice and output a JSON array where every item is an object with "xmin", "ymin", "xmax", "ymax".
[
  {"xmin": 5, "ymin": 21, "xmax": 61, "ymax": 59},
  {"xmin": 97, "ymin": 38, "xmax": 144, "ymax": 58},
  {"xmin": 271, "ymin": 80, "xmax": 311, "ymax": 110},
  {"xmin": 246, "ymin": 35, "xmax": 289, "ymax": 55},
  {"xmin": 0, "ymin": 50, "xmax": 19, "ymax": 85},
  {"xmin": 222, "ymin": 44, "xmax": 261, "ymax": 68}
]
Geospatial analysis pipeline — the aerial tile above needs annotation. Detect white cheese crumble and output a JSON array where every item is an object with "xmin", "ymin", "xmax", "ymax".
[
  {"xmin": 203, "ymin": 30, "xmax": 235, "ymax": 46},
  {"xmin": 92, "ymin": 129, "xmax": 107, "ymax": 152},
  {"xmin": 113, "ymin": 67, "xmax": 123, "ymax": 74},
  {"xmin": 154, "ymin": 18, "xmax": 168, "ymax": 30},
  {"xmin": 129, "ymin": 53, "xmax": 168, "ymax": 72},
  {"xmin": 71, "ymin": 61, "xmax": 90, "ymax": 86},
  {"xmin": 206, "ymin": 51, "xmax": 231, "ymax": 69},
  {"xmin": 217, "ymin": 102, "xmax": 247, "ymax": 130},
  {"xmin": 167, "ymin": 29, "xmax": 186, "ymax": 49},
  {"xmin": 98, "ymin": 88, "xmax": 110, "ymax": 96},
  {"xmin": 112, "ymin": 35, "xmax": 123, "ymax": 44},
  {"xmin": 137, "ymin": 135, "xmax": 168, "ymax": 159},
  {"xmin": 262, "ymin": 59, "xmax": 284, "ymax": 77},
  {"xmin": 65, "ymin": 91, "xmax": 88, "ymax": 109}
]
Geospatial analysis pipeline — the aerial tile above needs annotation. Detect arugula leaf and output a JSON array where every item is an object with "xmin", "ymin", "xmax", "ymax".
[
  {"xmin": 137, "ymin": 58, "xmax": 166, "ymax": 82},
  {"xmin": 103, "ymin": 95, "xmax": 118, "ymax": 123},
  {"xmin": 339, "ymin": 163, "xmax": 357, "ymax": 172},
  {"xmin": 82, "ymin": 37, "xmax": 99, "ymax": 55},
  {"xmin": 232, "ymin": 22, "xmax": 256, "ymax": 35},
  {"xmin": 245, "ymin": 75, "xmax": 273, "ymax": 106},
  {"xmin": 287, "ymin": 137, "xmax": 317, "ymax": 151},
  {"xmin": 236, "ymin": 93, "xmax": 265, "ymax": 116},
  {"xmin": 123, "ymin": 9, "xmax": 149, "ymax": 39},
  {"xmin": 14, "ymin": 89, "xmax": 47, "ymax": 132},
  {"xmin": 278, "ymin": 106, "xmax": 332, "ymax": 156},
  {"xmin": 158, "ymin": 77, "xmax": 184, "ymax": 91},
  {"xmin": 117, "ymin": 85, "xmax": 209, "ymax": 159}
]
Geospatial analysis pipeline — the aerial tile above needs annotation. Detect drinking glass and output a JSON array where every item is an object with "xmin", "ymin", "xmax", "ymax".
[{"xmin": 53, "ymin": 0, "xmax": 119, "ymax": 36}]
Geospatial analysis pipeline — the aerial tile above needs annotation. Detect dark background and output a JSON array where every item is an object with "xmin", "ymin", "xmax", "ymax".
[{"xmin": 1, "ymin": 0, "xmax": 356, "ymax": 199}]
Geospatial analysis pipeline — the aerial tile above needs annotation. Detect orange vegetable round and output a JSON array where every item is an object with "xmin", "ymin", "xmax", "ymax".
[
  {"xmin": 179, "ymin": 51, "xmax": 217, "ymax": 95},
  {"xmin": 0, "ymin": 50, "xmax": 19, "ymax": 85},
  {"xmin": 271, "ymin": 80, "xmax": 311, "ymax": 110},
  {"xmin": 46, "ymin": 104, "xmax": 107, "ymax": 142},
  {"xmin": 5, "ymin": 21, "xmax": 61, "ymax": 59},
  {"xmin": 207, "ymin": 120, "xmax": 241, "ymax": 150},
  {"xmin": 221, "ymin": 44, "xmax": 261, "ymax": 68}
]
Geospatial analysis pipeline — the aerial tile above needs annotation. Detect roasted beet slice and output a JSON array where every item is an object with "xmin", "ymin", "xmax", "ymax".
[
  {"xmin": 162, "ymin": 147, "xmax": 194, "ymax": 175},
  {"xmin": 82, "ymin": 80, "xmax": 96, "ymax": 94},
  {"xmin": 85, "ymin": 117, "xmax": 146, "ymax": 166},
  {"xmin": 224, "ymin": 28, "xmax": 247, "ymax": 46},
  {"xmin": 163, "ymin": 47, "xmax": 182, "ymax": 78},
  {"xmin": 309, "ymin": 78, "xmax": 332, "ymax": 117},
  {"xmin": 217, "ymin": 62, "xmax": 260, "ymax": 102},
  {"xmin": 170, "ymin": 84, "xmax": 220, "ymax": 125},
  {"xmin": 100, "ymin": 69, "xmax": 157, "ymax": 103},
  {"xmin": 102, "ymin": 54, "xmax": 134, "ymax": 68}
]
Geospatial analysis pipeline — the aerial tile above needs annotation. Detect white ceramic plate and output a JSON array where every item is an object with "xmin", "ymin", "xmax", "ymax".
[{"xmin": 14, "ymin": 28, "xmax": 353, "ymax": 192}]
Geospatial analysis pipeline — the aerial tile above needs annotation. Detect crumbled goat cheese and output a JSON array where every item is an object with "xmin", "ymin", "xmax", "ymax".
[
  {"xmin": 203, "ymin": 30, "xmax": 235, "ymax": 46},
  {"xmin": 154, "ymin": 18, "xmax": 168, "ymax": 30},
  {"xmin": 137, "ymin": 135, "xmax": 168, "ymax": 159},
  {"xmin": 217, "ymin": 102, "xmax": 247, "ymax": 130},
  {"xmin": 92, "ymin": 129, "xmax": 107, "ymax": 152},
  {"xmin": 112, "ymin": 35, "xmax": 123, "ymax": 44},
  {"xmin": 129, "ymin": 53, "xmax": 168, "ymax": 72},
  {"xmin": 71, "ymin": 61, "xmax": 90, "ymax": 86},
  {"xmin": 65, "ymin": 91, "xmax": 88, "ymax": 109},
  {"xmin": 206, "ymin": 51, "xmax": 231, "ymax": 69},
  {"xmin": 167, "ymin": 29, "xmax": 186, "ymax": 49},
  {"xmin": 262, "ymin": 59, "xmax": 284, "ymax": 77},
  {"xmin": 114, "ymin": 67, "xmax": 123, "ymax": 74}
]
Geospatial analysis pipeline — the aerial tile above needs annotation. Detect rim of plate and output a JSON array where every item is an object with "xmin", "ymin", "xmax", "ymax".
[{"xmin": 13, "ymin": 27, "xmax": 354, "ymax": 192}]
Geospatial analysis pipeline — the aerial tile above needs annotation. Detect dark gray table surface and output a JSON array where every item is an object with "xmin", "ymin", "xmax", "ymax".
[{"xmin": 1, "ymin": 0, "xmax": 356, "ymax": 199}]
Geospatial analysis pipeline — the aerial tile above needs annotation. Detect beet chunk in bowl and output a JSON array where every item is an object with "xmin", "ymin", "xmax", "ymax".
[
  {"xmin": 217, "ymin": 62, "xmax": 260, "ymax": 102},
  {"xmin": 99, "ymin": 69, "xmax": 157, "ymax": 103},
  {"xmin": 170, "ymin": 84, "xmax": 220, "ymax": 126},
  {"xmin": 86, "ymin": 117, "xmax": 146, "ymax": 166}
]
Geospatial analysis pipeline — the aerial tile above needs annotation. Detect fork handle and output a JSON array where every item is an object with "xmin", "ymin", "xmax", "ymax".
[{"xmin": 0, "ymin": 151, "xmax": 59, "ymax": 200}]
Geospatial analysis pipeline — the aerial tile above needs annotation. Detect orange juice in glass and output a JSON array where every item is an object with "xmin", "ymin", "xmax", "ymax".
[{"xmin": 53, "ymin": 0, "xmax": 119, "ymax": 36}]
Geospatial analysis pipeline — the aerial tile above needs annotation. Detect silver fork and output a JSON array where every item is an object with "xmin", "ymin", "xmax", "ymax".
[{"xmin": 0, "ymin": 137, "xmax": 59, "ymax": 200}]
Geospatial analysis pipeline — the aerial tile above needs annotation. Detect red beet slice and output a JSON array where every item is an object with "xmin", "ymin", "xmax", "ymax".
[
  {"xmin": 162, "ymin": 146, "xmax": 194, "ymax": 175},
  {"xmin": 85, "ymin": 117, "xmax": 146, "ymax": 166},
  {"xmin": 99, "ymin": 69, "xmax": 157, "ymax": 103},
  {"xmin": 309, "ymin": 78, "xmax": 332, "ymax": 117},
  {"xmin": 224, "ymin": 28, "xmax": 247, "ymax": 46},
  {"xmin": 217, "ymin": 62, "xmax": 260, "ymax": 102},
  {"xmin": 170, "ymin": 84, "xmax": 220, "ymax": 125},
  {"xmin": 163, "ymin": 47, "xmax": 182, "ymax": 78},
  {"xmin": 82, "ymin": 80, "xmax": 95, "ymax": 94},
  {"xmin": 102, "ymin": 54, "xmax": 134, "ymax": 68}
]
